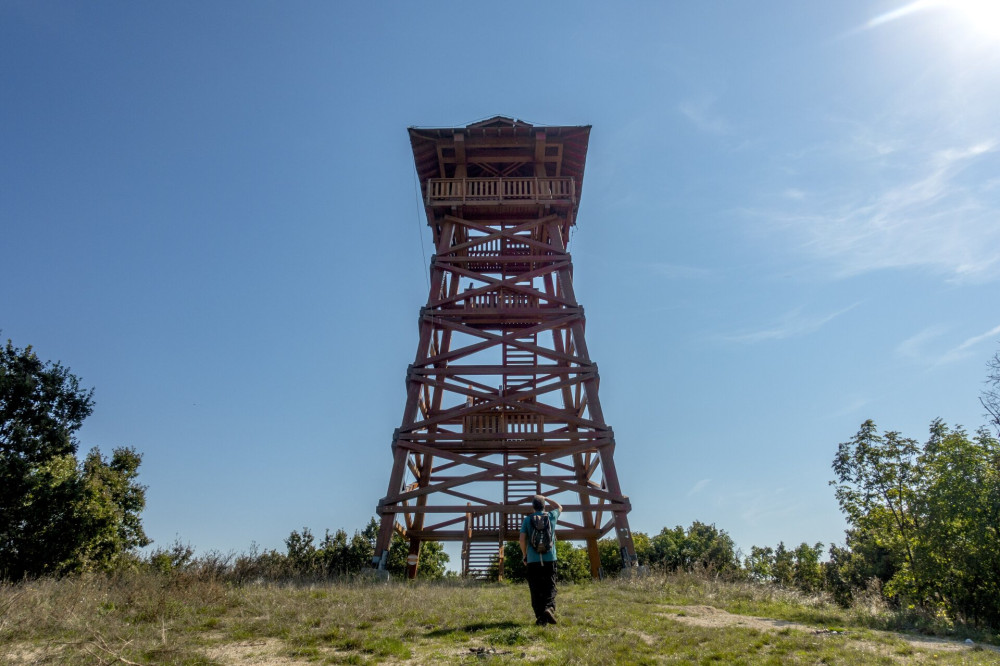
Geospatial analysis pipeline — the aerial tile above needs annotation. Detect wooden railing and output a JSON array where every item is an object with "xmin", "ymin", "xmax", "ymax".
[
  {"xmin": 463, "ymin": 411, "xmax": 543, "ymax": 434},
  {"xmin": 470, "ymin": 511, "xmax": 501, "ymax": 532},
  {"xmin": 467, "ymin": 511, "xmax": 525, "ymax": 534},
  {"xmin": 465, "ymin": 238, "xmax": 532, "ymax": 257},
  {"xmin": 464, "ymin": 291, "xmax": 537, "ymax": 309},
  {"xmin": 427, "ymin": 177, "xmax": 575, "ymax": 205}
]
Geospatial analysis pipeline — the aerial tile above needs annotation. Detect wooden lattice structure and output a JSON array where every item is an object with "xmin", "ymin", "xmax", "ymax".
[{"xmin": 372, "ymin": 116, "xmax": 638, "ymax": 579}]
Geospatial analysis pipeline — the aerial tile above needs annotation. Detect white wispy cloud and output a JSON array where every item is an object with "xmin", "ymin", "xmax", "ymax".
[
  {"xmin": 939, "ymin": 324, "xmax": 1000, "ymax": 364},
  {"xmin": 895, "ymin": 323, "xmax": 1000, "ymax": 365},
  {"xmin": 759, "ymin": 139, "xmax": 1000, "ymax": 283},
  {"xmin": 895, "ymin": 325, "xmax": 949, "ymax": 362},
  {"xmin": 831, "ymin": 396, "xmax": 874, "ymax": 419},
  {"xmin": 687, "ymin": 479, "xmax": 711, "ymax": 497},
  {"xmin": 678, "ymin": 98, "xmax": 731, "ymax": 135},
  {"xmin": 954, "ymin": 324, "xmax": 1000, "ymax": 353},
  {"xmin": 719, "ymin": 303, "xmax": 860, "ymax": 344}
]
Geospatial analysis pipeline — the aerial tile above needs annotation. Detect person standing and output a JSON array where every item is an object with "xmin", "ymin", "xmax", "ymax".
[{"xmin": 519, "ymin": 494, "xmax": 562, "ymax": 625}]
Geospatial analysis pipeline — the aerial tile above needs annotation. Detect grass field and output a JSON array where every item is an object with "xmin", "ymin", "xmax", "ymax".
[{"xmin": 2, "ymin": 571, "xmax": 999, "ymax": 664}]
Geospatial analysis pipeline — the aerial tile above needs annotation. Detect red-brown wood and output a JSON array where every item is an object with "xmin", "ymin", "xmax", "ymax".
[{"xmin": 374, "ymin": 117, "xmax": 637, "ymax": 580}]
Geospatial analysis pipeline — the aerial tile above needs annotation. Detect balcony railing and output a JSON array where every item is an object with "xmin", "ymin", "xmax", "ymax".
[
  {"xmin": 464, "ymin": 291, "xmax": 538, "ymax": 309},
  {"xmin": 427, "ymin": 177, "xmax": 576, "ymax": 206},
  {"xmin": 463, "ymin": 411, "xmax": 544, "ymax": 435},
  {"xmin": 466, "ymin": 511, "xmax": 524, "ymax": 534}
]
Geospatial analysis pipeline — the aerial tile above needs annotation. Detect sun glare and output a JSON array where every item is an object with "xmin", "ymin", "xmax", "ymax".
[
  {"xmin": 950, "ymin": 0, "xmax": 1000, "ymax": 38},
  {"xmin": 867, "ymin": 0, "xmax": 1000, "ymax": 40}
]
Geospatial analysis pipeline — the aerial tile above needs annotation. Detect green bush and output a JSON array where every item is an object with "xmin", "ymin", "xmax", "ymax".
[{"xmin": 1, "ymin": 340, "xmax": 149, "ymax": 579}]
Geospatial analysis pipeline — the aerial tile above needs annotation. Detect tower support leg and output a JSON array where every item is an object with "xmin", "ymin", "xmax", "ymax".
[
  {"xmin": 405, "ymin": 537, "xmax": 421, "ymax": 580},
  {"xmin": 586, "ymin": 537, "xmax": 602, "ymax": 579},
  {"xmin": 614, "ymin": 512, "xmax": 638, "ymax": 569},
  {"xmin": 373, "ymin": 512, "xmax": 395, "ymax": 571}
]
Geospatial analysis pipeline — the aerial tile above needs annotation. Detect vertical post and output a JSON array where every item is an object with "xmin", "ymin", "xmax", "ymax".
[
  {"xmin": 586, "ymin": 537, "xmax": 602, "ymax": 579},
  {"xmin": 405, "ymin": 538, "xmax": 420, "ymax": 580}
]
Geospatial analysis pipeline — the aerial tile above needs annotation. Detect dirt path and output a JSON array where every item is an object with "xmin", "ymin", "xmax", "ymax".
[{"xmin": 657, "ymin": 604, "xmax": 999, "ymax": 654}]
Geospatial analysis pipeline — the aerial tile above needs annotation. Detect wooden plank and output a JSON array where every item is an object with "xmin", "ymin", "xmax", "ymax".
[
  {"xmin": 418, "ymin": 316, "xmax": 589, "ymax": 367},
  {"xmin": 410, "ymin": 365, "xmax": 590, "ymax": 376},
  {"xmin": 429, "ymin": 264, "xmax": 575, "ymax": 309},
  {"xmin": 437, "ymin": 255, "xmax": 567, "ymax": 264},
  {"xmin": 388, "ymin": 441, "xmax": 624, "ymax": 505},
  {"xmin": 408, "ymin": 373, "xmax": 593, "ymax": 408},
  {"xmin": 441, "ymin": 216, "xmax": 561, "ymax": 255},
  {"xmin": 400, "ymin": 528, "xmax": 604, "ymax": 541},
  {"xmin": 384, "ymin": 503, "xmax": 629, "ymax": 514},
  {"xmin": 397, "ymin": 432, "xmax": 604, "ymax": 441},
  {"xmin": 382, "ymin": 466, "xmax": 503, "ymax": 505}
]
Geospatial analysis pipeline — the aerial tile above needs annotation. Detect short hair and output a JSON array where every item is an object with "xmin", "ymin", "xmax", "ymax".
[{"xmin": 532, "ymin": 495, "xmax": 545, "ymax": 511}]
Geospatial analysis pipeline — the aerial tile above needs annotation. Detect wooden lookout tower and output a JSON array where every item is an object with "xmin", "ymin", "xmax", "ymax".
[{"xmin": 372, "ymin": 116, "xmax": 638, "ymax": 579}]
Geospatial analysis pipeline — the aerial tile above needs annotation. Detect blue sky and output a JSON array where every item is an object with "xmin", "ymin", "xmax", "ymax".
[{"xmin": 3, "ymin": 1, "xmax": 999, "ymax": 565}]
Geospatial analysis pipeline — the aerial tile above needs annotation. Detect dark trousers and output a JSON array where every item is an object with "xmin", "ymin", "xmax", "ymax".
[{"xmin": 526, "ymin": 561, "xmax": 557, "ymax": 621}]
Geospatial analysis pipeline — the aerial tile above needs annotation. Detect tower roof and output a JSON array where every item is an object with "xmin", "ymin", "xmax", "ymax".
[
  {"xmin": 408, "ymin": 117, "xmax": 592, "ymax": 204},
  {"xmin": 466, "ymin": 115, "xmax": 527, "ymax": 129}
]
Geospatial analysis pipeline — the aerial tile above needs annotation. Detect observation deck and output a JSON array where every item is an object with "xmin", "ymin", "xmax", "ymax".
[{"xmin": 426, "ymin": 177, "xmax": 576, "ymax": 208}]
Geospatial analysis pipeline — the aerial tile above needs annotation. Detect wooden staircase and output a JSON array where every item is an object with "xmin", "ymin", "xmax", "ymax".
[
  {"xmin": 461, "ymin": 510, "xmax": 504, "ymax": 580},
  {"xmin": 503, "ymin": 330, "xmax": 538, "ymax": 393},
  {"xmin": 462, "ymin": 539, "xmax": 501, "ymax": 579}
]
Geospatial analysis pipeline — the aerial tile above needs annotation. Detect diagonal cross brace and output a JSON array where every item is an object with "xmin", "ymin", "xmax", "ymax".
[{"xmin": 383, "ymin": 440, "xmax": 624, "ymax": 506}]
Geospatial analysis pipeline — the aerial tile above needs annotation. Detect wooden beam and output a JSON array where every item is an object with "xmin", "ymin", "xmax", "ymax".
[{"xmin": 383, "ymin": 504, "xmax": 629, "ymax": 515}]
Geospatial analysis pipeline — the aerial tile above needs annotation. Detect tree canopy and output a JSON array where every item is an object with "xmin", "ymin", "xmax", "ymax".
[
  {"xmin": 275, "ymin": 519, "xmax": 449, "ymax": 580},
  {"xmin": 983, "ymin": 347, "xmax": 1000, "ymax": 437},
  {"xmin": 830, "ymin": 418, "xmax": 1000, "ymax": 626},
  {"xmin": 0, "ymin": 340, "xmax": 149, "ymax": 579}
]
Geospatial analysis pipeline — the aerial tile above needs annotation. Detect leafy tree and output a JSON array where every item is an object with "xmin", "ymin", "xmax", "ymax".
[
  {"xmin": 385, "ymin": 535, "xmax": 449, "ymax": 579},
  {"xmin": 791, "ymin": 541, "xmax": 825, "ymax": 592},
  {"xmin": 685, "ymin": 521, "xmax": 739, "ymax": 573},
  {"xmin": 648, "ymin": 521, "xmax": 738, "ymax": 574},
  {"xmin": 597, "ymin": 531, "xmax": 651, "ymax": 577},
  {"xmin": 147, "ymin": 539, "xmax": 196, "ymax": 574},
  {"xmin": 831, "ymin": 420, "xmax": 923, "ymax": 600},
  {"xmin": 284, "ymin": 527, "xmax": 321, "ymax": 574},
  {"xmin": 982, "ymin": 348, "xmax": 1000, "ymax": 437},
  {"xmin": 499, "ymin": 541, "xmax": 525, "ymax": 581},
  {"xmin": 771, "ymin": 542, "xmax": 794, "ymax": 586},
  {"xmin": 743, "ymin": 540, "xmax": 824, "ymax": 593},
  {"xmin": 1, "ymin": 340, "xmax": 149, "ymax": 578},
  {"xmin": 318, "ymin": 527, "xmax": 375, "ymax": 576},
  {"xmin": 649, "ymin": 525, "xmax": 685, "ymax": 570},
  {"xmin": 495, "ymin": 540, "xmax": 592, "ymax": 582},
  {"xmin": 824, "ymin": 532, "xmax": 896, "ymax": 606},
  {"xmin": 831, "ymin": 419, "xmax": 1000, "ymax": 626},
  {"xmin": 554, "ymin": 540, "xmax": 591, "ymax": 583},
  {"xmin": 76, "ymin": 446, "xmax": 149, "ymax": 569},
  {"xmin": 282, "ymin": 519, "xmax": 448, "ymax": 579},
  {"xmin": 744, "ymin": 545, "xmax": 774, "ymax": 583},
  {"xmin": 915, "ymin": 421, "xmax": 1000, "ymax": 625}
]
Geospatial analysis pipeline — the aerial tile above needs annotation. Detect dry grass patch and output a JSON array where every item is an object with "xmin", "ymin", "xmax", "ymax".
[{"xmin": 2, "ymin": 572, "xmax": 1000, "ymax": 664}]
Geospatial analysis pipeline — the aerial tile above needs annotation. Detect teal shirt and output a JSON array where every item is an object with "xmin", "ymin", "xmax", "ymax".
[{"xmin": 520, "ymin": 509, "xmax": 560, "ymax": 563}]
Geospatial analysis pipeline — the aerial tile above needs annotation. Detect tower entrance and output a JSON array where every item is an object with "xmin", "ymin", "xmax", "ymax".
[{"xmin": 372, "ymin": 117, "xmax": 637, "ymax": 579}]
